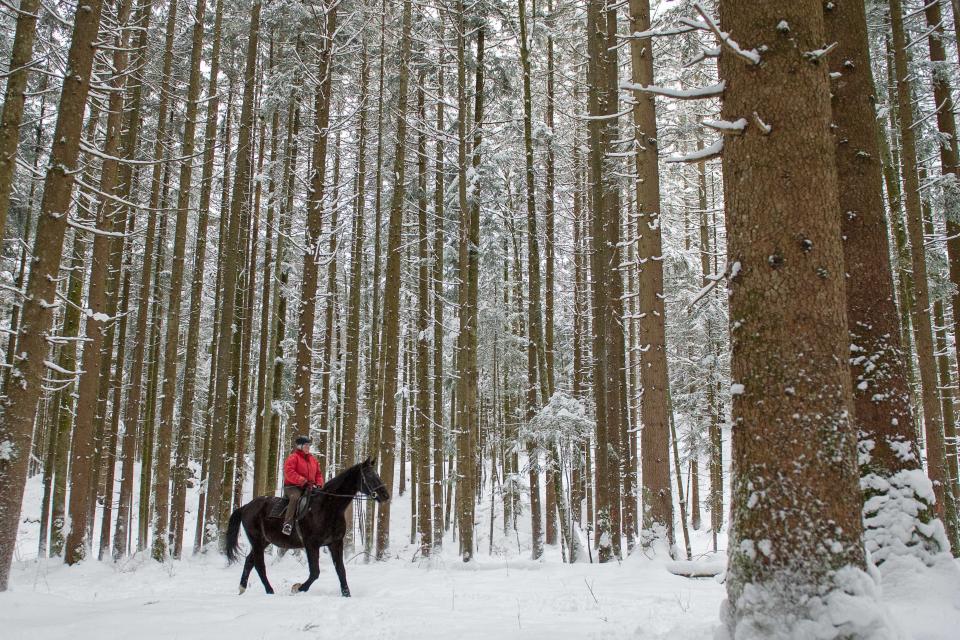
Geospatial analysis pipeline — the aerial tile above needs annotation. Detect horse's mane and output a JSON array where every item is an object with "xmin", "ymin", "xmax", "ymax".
[{"xmin": 318, "ymin": 462, "xmax": 364, "ymax": 494}]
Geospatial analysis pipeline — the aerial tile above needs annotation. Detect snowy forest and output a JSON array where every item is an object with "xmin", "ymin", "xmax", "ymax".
[{"xmin": 0, "ymin": 0, "xmax": 959, "ymax": 636}]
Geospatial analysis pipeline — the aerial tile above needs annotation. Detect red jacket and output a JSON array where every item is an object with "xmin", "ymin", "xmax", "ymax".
[{"xmin": 283, "ymin": 449, "xmax": 323, "ymax": 488}]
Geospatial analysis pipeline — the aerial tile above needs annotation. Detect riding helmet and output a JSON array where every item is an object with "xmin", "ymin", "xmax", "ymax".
[{"xmin": 295, "ymin": 435, "xmax": 312, "ymax": 446}]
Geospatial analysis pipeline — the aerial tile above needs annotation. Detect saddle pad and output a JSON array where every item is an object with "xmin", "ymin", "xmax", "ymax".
[
  {"xmin": 268, "ymin": 497, "xmax": 289, "ymax": 519},
  {"xmin": 267, "ymin": 494, "xmax": 311, "ymax": 520}
]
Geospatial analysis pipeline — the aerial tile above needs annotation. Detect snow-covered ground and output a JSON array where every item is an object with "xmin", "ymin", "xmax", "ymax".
[{"xmin": 3, "ymin": 469, "xmax": 960, "ymax": 639}]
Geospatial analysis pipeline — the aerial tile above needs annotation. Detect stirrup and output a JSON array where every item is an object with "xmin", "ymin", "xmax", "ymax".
[{"xmin": 282, "ymin": 523, "xmax": 292, "ymax": 536}]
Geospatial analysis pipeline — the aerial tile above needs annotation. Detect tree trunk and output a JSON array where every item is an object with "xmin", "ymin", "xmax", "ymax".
[
  {"xmin": 111, "ymin": 0, "xmax": 156, "ymax": 560},
  {"xmin": 172, "ymin": 0, "xmax": 225, "ymax": 558},
  {"xmin": 628, "ymin": 0, "xmax": 672, "ymax": 548},
  {"xmin": 888, "ymin": 0, "xmax": 957, "ymax": 545},
  {"xmin": 0, "ymin": 0, "xmax": 41, "ymax": 239},
  {"xmin": 719, "ymin": 0, "xmax": 870, "ymax": 631},
  {"xmin": 64, "ymin": 0, "xmax": 137, "ymax": 565},
  {"xmin": 585, "ymin": 0, "xmax": 623, "ymax": 562},
  {"xmin": 0, "ymin": 0, "xmax": 105, "ymax": 589},
  {"xmin": 253, "ymin": 37, "xmax": 280, "ymax": 498},
  {"xmin": 204, "ymin": 0, "xmax": 261, "ymax": 547},
  {"xmin": 824, "ymin": 0, "xmax": 947, "ymax": 563},
  {"xmin": 151, "ymin": 0, "xmax": 210, "ymax": 561},
  {"xmin": 291, "ymin": 0, "xmax": 339, "ymax": 445},
  {"xmin": 432, "ymin": 16, "xmax": 447, "ymax": 548},
  {"xmin": 374, "ymin": 0, "xmax": 413, "ymax": 560}
]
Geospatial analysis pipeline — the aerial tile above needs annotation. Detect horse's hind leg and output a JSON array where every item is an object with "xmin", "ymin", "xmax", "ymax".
[
  {"xmin": 330, "ymin": 539, "xmax": 350, "ymax": 597},
  {"xmin": 239, "ymin": 553, "xmax": 255, "ymax": 594},
  {"xmin": 252, "ymin": 545, "xmax": 274, "ymax": 594}
]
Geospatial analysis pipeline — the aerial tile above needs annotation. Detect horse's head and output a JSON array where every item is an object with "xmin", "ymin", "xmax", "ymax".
[{"xmin": 360, "ymin": 457, "xmax": 390, "ymax": 503}]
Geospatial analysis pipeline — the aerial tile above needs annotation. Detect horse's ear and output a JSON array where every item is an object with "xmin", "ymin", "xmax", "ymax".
[
  {"xmin": 362, "ymin": 456, "xmax": 370, "ymax": 466},
  {"xmin": 369, "ymin": 457, "xmax": 377, "ymax": 466}
]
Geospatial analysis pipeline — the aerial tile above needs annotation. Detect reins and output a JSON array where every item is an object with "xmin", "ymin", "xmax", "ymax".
[{"xmin": 306, "ymin": 468, "xmax": 385, "ymax": 501}]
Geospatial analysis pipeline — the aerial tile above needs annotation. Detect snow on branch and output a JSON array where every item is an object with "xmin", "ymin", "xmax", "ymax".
[
  {"xmin": 579, "ymin": 105, "xmax": 636, "ymax": 121},
  {"xmin": 684, "ymin": 46, "xmax": 721, "ymax": 68},
  {"xmin": 692, "ymin": 3, "xmax": 761, "ymax": 65},
  {"xmin": 619, "ymin": 80, "xmax": 725, "ymax": 100},
  {"xmin": 43, "ymin": 360, "xmax": 83, "ymax": 377},
  {"xmin": 703, "ymin": 118, "xmax": 747, "ymax": 134},
  {"xmin": 666, "ymin": 138, "xmax": 723, "ymax": 164},
  {"xmin": 803, "ymin": 42, "xmax": 838, "ymax": 63},
  {"xmin": 619, "ymin": 24, "xmax": 697, "ymax": 40}
]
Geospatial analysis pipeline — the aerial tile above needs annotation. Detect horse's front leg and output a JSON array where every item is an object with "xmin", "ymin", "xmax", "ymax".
[
  {"xmin": 330, "ymin": 538, "xmax": 350, "ymax": 597},
  {"xmin": 292, "ymin": 543, "xmax": 321, "ymax": 593}
]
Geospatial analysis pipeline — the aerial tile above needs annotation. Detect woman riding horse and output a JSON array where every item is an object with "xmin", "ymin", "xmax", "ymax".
[{"xmin": 225, "ymin": 457, "xmax": 389, "ymax": 597}]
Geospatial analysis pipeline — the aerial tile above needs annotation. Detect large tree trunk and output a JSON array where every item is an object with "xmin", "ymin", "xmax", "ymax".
[
  {"xmin": 824, "ymin": 0, "xmax": 947, "ymax": 564},
  {"xmin": 317, "ymin": 133, "xmax": 342, "ymax": 470},
  {"xmin": 415, "ymin": 65, "xmax": 433, "ymax": 556},
  {"xmin": 253, "ymin": 37, "xmax": 280, "ymax": 498},
  {"xmin": 0, "ymin": 0, "xmax": 41, "ymax": 239},
  {"xmin": 374, "ymin": 0, "xmax": 413, "ymax": 560},
  {"xmin": 291, "ymin": 0, "xmax": 339, "ymax": 444},
  {"xmin": 0, "ymin": 0, "xmax": 105, "ymax": 589},
  {"xmin": 111, "ymin": 0, "xmax": 155, "ymax": 560},
  {"xmin": 203, "ymin": 0, "xmax": 261, "ymax": 547},
  {"xmin": 627, "ymin": 0, "xmax": 672, "ymax": 549},
  {"xmin": 518, "ymin": 0, "xmax": 550, "ymax": 558},
  {"xmin": 64, "ymin": 0, "xmax": 137, "ymax": 565},
  {"xmin": 585, "ymin": 0, "xmax": 623, "ymax": 562},
  {"xmin": 339, "ymin": 41, "xmax": 368, "ymax": 551},
  {"xmin": 718, "ymin": 0, "xmax": 872, "ymax": 632},
  {"xmin": 172, "ymin": 0, "xmax": 225, "ymax": 558},
  {"xmin": 431, "ymin": 16, "xmax": 447, "ymax": 548},
  {"xmin": 151, "ymin": 0, "xmax": 210, "ymax": 561},
  {"xmin": 887, "ymin": 0, "xmax": 957, "ymax": 546}
]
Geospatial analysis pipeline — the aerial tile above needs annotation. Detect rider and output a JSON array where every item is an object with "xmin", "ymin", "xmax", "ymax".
[{"xmin": 282, "ymin": 435, "xmax": 324, "ymax": 536}]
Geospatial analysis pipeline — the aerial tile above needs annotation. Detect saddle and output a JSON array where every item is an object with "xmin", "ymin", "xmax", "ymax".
[{"xmin": 267, "ymin": 491, "xmax": 312, "ymax": 521}]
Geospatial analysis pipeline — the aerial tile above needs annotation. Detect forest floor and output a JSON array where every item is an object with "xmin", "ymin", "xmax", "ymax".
[{"xmin": 3, "ymin": 472, "xmax": 960, "ymax": 639}]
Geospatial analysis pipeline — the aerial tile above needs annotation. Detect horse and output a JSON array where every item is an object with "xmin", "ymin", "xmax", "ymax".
[{"xmin": 224, "ymin": 457, "xmax": 389, "ymax": 597}]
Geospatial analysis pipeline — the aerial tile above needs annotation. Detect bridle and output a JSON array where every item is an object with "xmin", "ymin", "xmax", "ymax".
[{"xmin": 359, "ymin": 468, "xmax": 387, "ymax": 500}]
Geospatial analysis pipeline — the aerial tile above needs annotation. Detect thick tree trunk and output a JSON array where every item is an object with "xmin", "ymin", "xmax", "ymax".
[
  {"xmin": 0, "ymin": 0, "xmax": 105, "ymax": 589},
  {"xmin": 432, "ymin": 19, "xmax": 447, "ymax": 548},
  {"xmin": 825, "ymin": 0, "xmax": 947, "ymax": 563},
  {"xmin": 291, "ymin": 0, "xmax": 338, "ymax": 444},
  {"xmin": 719, "ymin": 0, "xmax": 871, "ymax": 631},
  {"xmin": 111, "ymin": 0, "xmax": 155, "ymax": 560},
  {"xmin": 374, "ymin": 0, "xmax": 413, "ymax": 560},
  {"xmin": 204, "ymin": 0, "xmax": 261, "ymax": 547},
  {"xmin": 415, "ymin": 65, "xmax": 433, "ymax": 556},
  {"xmin": 0, "ymin": 0, "xmax": 41, "ymax": 239},
  {"xmin": 585, "ymin": 0, "xmax": 623, "ymax": 562},
  {"xmin": 339, "ymin": 42, "xmax": 368, "ymax": 551},
  {"xmin": 151, "ymin": 0, "xmax": 209, "ymax": 561},
  {"xmin": 887, "ymin": 0, "xmax": 957, "ymax": 545},
  {"xmin": 628, "ymin": 0, "xmax": 672, "ymax": 548},
  {"xmin": 64, "ymin": 0, "xmax": 137, "ymax": 565},
  {"xmin": 172, "ymin": 0, "xmax": 225, "ymax": 558}
]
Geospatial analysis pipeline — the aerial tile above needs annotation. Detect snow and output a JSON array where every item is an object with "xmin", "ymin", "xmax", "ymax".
[
  {"xmin": 3, "ymin": 467, "xmax": 960, "ymax": 639},
  {"xmin": 619, "ymin": 80, "xmax": 726, "ymax": 100}
]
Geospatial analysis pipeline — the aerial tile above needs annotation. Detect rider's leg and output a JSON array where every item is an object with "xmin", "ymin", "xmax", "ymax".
[{"xmin": 282, "ymin": 485, "xmax": 301, "ymax": 534}]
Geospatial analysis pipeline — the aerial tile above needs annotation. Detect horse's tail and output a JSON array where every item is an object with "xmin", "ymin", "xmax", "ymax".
[{"xmin": 225, "ymin": 506, "xmax": 244, "ymax": 564}]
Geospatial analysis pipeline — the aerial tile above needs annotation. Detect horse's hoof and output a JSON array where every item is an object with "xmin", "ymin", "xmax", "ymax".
[
  {"xmin": 238, "ymin": 585, "xmax": 246, "ymax": 595},
  {"xmin": 341, "ymin": 590, "xmax": 351, "ymax": 598},
  {"xmin": 291, "ymin": 583, "xmax": 302, "ymax": 594}
]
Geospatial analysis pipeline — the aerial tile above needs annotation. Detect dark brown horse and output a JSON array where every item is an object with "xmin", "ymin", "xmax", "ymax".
[{"xmin": 224, "ymin": 458, "xmax": 389, "ymax": 597}]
